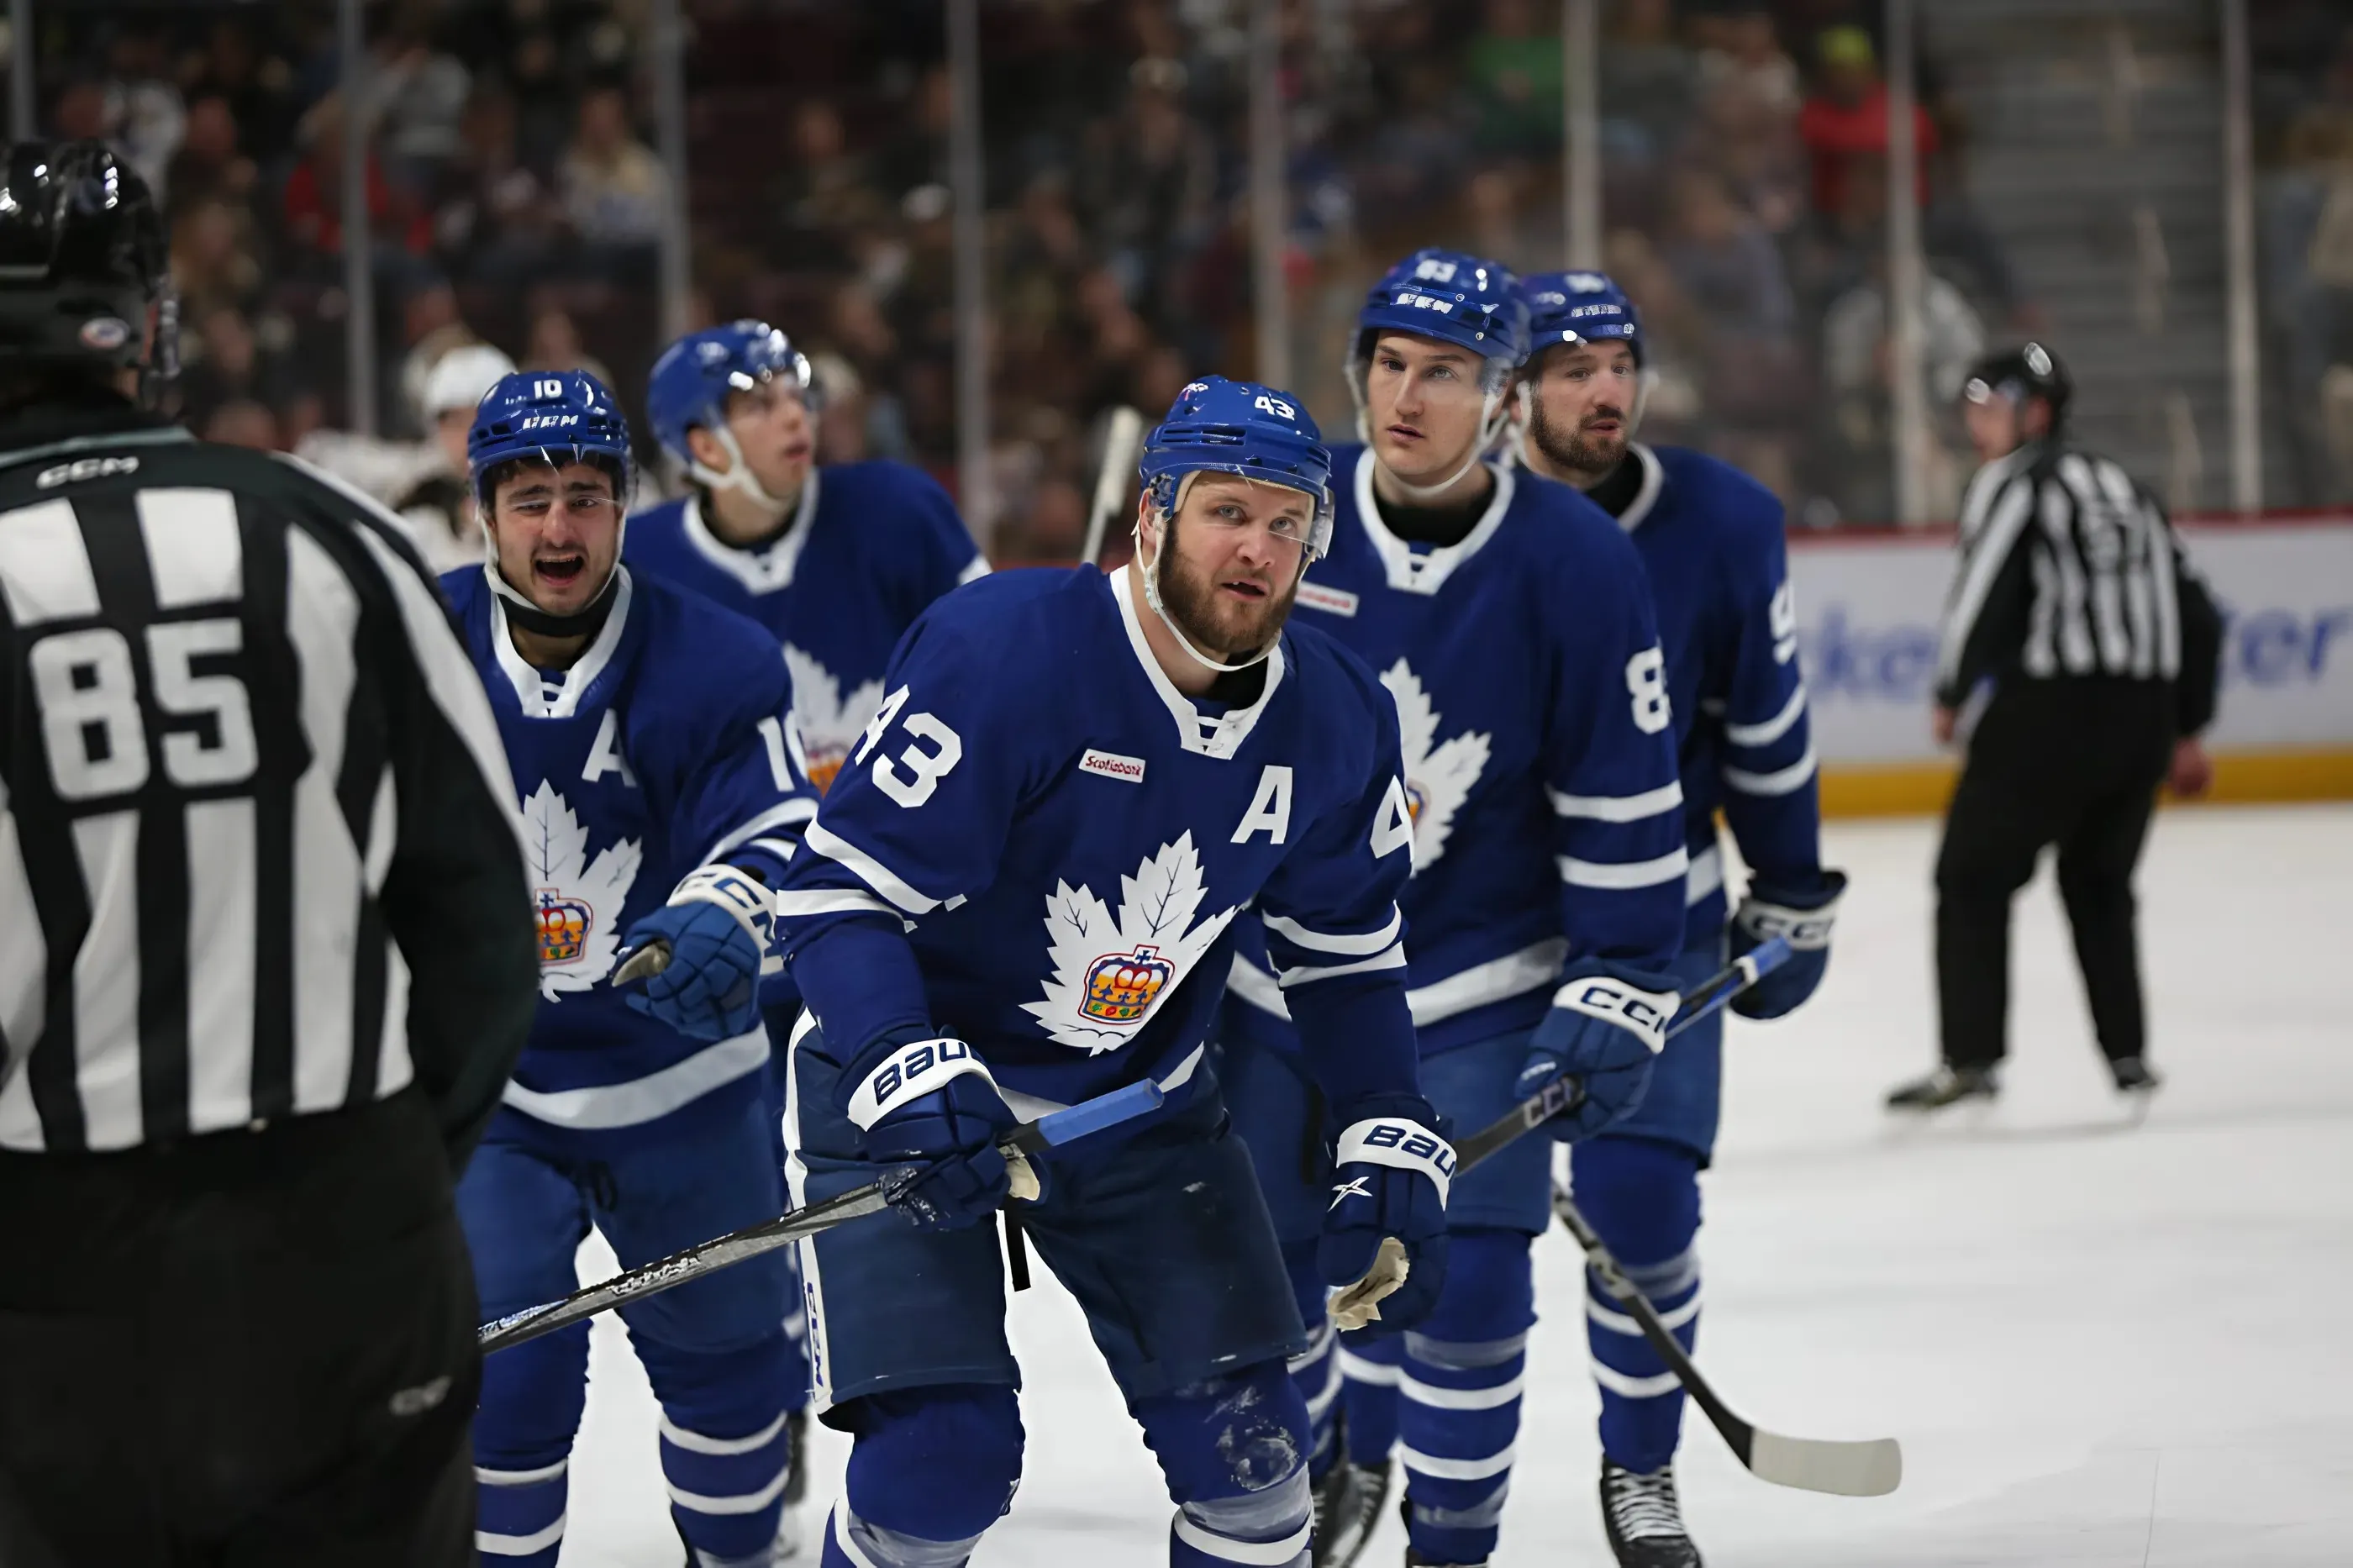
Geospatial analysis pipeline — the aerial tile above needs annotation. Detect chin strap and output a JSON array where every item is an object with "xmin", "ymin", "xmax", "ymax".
[
  {"xmin": 687, "ymin": 424, "xmax": 796, "ymax": 519},
  {"xmin": 1134, "ymin": 497, "xmax": 1290, "ymax": 676},
  {"xmin": 483, "ymin": 560, "xmax": 623, "ymax": 639}
]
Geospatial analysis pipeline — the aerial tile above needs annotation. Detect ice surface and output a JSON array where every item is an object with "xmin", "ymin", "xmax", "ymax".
[{"xmin": 557, "ymin": 804, "xmax": 2353, "ymax": 1565}]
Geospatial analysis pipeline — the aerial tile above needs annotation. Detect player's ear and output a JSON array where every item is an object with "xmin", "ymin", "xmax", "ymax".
[{"xmin": 685, "ymin": 424, "xmax": 731, "ymax": 474}]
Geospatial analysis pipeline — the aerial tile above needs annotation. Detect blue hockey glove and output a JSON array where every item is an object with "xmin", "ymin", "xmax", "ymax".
[
  {"xmin": 1320, "ymin": 1094, "xmax": 1451, "ymax": 1335},
  {"xmin": 844, "ymin": 1034, "xmax": 1021, "ymax": 1232},
  {"xmin": 1730, "ymin": 870, "xmax": 1847, "ymax": 1020},
  {"xmin": 1514, "ymin": 960, "xmax": 1682, "ymax": 1142},
  {"xmin": 620, "ymin": 865, "xmax": 776, "ymax": 1042}
]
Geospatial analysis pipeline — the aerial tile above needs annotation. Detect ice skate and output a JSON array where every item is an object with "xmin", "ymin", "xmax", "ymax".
[
  {"xmin": 1883, "ymin": 1063, "xmax": 1998, "ymax": 1112},
  {"xmin": 1599, "ymin": 1459, "xmax": 1702, "ymax": 1568},
  {"xmin": 1311, "ymin": 1449, "xmax": 1391, "ymax": 1566}
]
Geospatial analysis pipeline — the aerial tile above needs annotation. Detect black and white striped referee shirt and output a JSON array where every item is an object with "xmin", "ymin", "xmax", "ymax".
[
  {"xmin": 1934, "ymin": 439, "xmax": 2221, "ymax": 728},
  {"xmin": 0, "ymin": 401, "xmax": 540, "ymax": 1157}
]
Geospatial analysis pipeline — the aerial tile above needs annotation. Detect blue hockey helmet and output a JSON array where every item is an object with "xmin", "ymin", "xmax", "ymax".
[
  {"xmin": 468, "ymin": 368, "xmax": 634, "ymax": 503},
  {"xmin": 1138, "ymin": 375, "xmax": 1334, "ymax": 564},
  {"xmin": 1350, "ymin": 247, "xmax": 1530, "ymax": 395},
  {"xmin": 1520, "ymin": 271, "xmax": 1645, "ymax": 366},
  {"xmin": 645, "ymin": 319, "xmax": 820, "ymax": 512}
]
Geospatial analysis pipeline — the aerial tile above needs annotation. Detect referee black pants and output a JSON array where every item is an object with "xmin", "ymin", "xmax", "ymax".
[
  {"xmin": 0, "ymin": 1090, "xmax": 479, "ymax": 1566},
  {"xmin": 1935, "ymin": 679, "xmax": 2177, "ymax": 1071}
]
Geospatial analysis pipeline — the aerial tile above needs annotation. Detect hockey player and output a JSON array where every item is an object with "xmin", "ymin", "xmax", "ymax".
[
  {"xmin": 629, "ymin": 319, "xmax": 987, "ymax": 793},
  {"xmin": 446, "ymin": 370, "xmax": 817, "ymax": 1568},
  {"xmin": 772, "ymin": 377, "xmax": 1452, "ymax": 1568},
  {"xmin": 1219, "ymin": 250, "xmax": 1690, "ymax": 1568},
  {"xmin": 1513, "ymin": 271, "xmax": 1845, "ymax": 1568}
]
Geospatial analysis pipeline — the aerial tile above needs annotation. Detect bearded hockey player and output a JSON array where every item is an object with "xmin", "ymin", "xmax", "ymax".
[
  {"xmin": 1219, "ymin": 250, "xmax": 1689, "ymax": 1568},
  {"xmin": 444, "ymin": 371, "xmax": 817, "ymax": 1568},
  {"xmin": 771, "ymin": 378, "xmax": 1452, "ymax": 1568},
  {"xmin": 1514, "ymin": 271, "xmax": 1845, "ymax": 1568},
  {"xmin": 629, "ymin": 319, "xmax": 986, "ymax": 793}
]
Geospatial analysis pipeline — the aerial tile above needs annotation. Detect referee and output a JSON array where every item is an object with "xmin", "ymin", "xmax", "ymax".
[
  {"xmin": 1887, "ymin": 344, "xmax": 2223, "ymax": 1113},
  {"xmin": 0, "ymin": 142, "xmax": 539, "ymax": 1563}
]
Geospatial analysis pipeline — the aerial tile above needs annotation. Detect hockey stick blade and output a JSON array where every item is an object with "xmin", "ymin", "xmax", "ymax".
[
  {"xmin": 1451, "ymin": 937, "xmax": 1792, "ymax": 1173},
  {"xmin": 479, "ymin": 1078, "xmax": 1166, "ymax": 1354},
  {"xmin": 1553, "ymin": 1183, "xmax": 1902, "ymax": 1497}
]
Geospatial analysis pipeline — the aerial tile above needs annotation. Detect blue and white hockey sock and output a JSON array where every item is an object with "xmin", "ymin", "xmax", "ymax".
[
  {"xmin": 1587, "ymin": 1244, "xmax": 1700, "ymax": 1475},
  {"xmin": 1395, "ymin": 1229, "xmax": 1534, "ymax": 1565},
  {"xmin": 474, "ymin": 1451, "xmax": 572, "ymax": 1566},
  {"xmin": 472, "ymin": 1319, "xmax": 589, "ymax": 1566},
  {"xmin": 1337, "ymin": 1329, "xmax": 1403, "ymax": 1465},
  {"xmin": 821, "ymin": 1502, "xmax": 985, "ymax": 1567},
  {"xmin": 644, "ymin": 1331, "xmax": 797, "ymax": 1565}
]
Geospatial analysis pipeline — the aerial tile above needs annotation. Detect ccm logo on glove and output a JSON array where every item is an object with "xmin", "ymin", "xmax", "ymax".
[
  {"xmin": 1334, "ymin": 1118, "xmax": 1455, "ymax": 1203},
  {"xmin": 1555, "ymin": 976, "xmax": 1680, "ymax": 1054},
  {"xmin": 668, "ymin": 865, "xmax": 781, "ymax": 972},
  {"xmin": 848, "ymin": 1038, "xmax": 994, "ymax": 1129},
  {"xmin": 1734, "ymin": 892, "xmax": 1843, "ymax": 951}
]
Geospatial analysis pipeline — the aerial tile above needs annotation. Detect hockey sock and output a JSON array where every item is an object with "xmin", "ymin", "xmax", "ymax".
[
  {"xmin": 640, "ymin": 1329, "xmax": 798, "ymax": 1562},
  {"xmin": 1571, "ymin": 1136, "xmax": 1702, "ymax": 1475},
  {"xmin": 1136, "ymin": 1359, "xmax": 1313, "ymax": 1567},
  {"xmin": 1281, "ymin": 1240, "xmax": 1342, "ymax": 1480},
  {"xmin": 1397, "ymin": 1228, "xmax": 1534, "ymax": 1566},
  {"xmin": 472, "ymin": 1322, "xmax": 590, "ymax": 1568},
  {"xmin": 1336, "ymin": 1328, "xmax": 1403, "ymax": 1464}
]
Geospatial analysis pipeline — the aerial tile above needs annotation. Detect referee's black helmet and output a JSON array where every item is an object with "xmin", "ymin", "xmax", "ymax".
[
  {"xmin": 0, "ymin": 139, "xmax": 176, "ymax": 388},
  {"xmin": 1962, "ymin": 341, "xmax": 2071, "ymax": 431}
]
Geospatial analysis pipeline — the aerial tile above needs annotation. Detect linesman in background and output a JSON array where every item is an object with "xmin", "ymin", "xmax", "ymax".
[
  {"xmin": 1887, "ymin": 344, "xmax": 2223, "ymax": 1113},
  {"xmin": 0, "ymin": 141, "xmax": 540, "ymax": 1564}
]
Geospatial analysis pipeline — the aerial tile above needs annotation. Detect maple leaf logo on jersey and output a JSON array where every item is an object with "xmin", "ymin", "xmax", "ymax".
[
  {"xmin": 1022, "ymin": 834, "xmax": 1240, "ymax": 1053},
  {"xmin": 784, "ymin": 643, "xmax": 887, "ymax": 795},
  {"xmin": 521, "ymin": 779, "xmax": 642, "ymax": 1001},
  {"xmin": 1381, "ymin": 659, "xmax": 1491, "ymax": 873}
]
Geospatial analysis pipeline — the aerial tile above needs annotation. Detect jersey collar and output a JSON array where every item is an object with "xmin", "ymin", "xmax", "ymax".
[
  {"xmin": 1107, "ymin": 566, "xmax": 1286, "ymax": 760},
  {"xmin": 489, "ymin": 565, "xmax": 635, "ymax": 719},
  {"xmin": 681, "ymin": 469, "xmax": 822, "ymax": 593},
  {"xmin": 1351, "ymin": 447, "xmax": 1514, "ymax": 595},
  {"xmin": 1612, "ymin": 444, "xmax": 1666, "ymax": 534}
]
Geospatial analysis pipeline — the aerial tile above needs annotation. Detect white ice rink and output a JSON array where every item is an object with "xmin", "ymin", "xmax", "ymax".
[{"xmin": 558, "ymin": 803, "xmax": 2353, "ymax": 1566}]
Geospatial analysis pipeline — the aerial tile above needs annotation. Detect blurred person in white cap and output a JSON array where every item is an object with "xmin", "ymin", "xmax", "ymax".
[{"xmin": 294, "ymin": 339, "xmax": 515, "ymax": 571}]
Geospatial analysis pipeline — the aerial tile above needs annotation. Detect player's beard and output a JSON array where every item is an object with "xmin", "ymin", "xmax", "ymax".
[
  {"xmin": 1154, "ymin": 517, "xmax": 1299, "ymax": 665},
  {"xmin": 1529, "ymin": 393, "xmax": 1629, "ymax": 480}
]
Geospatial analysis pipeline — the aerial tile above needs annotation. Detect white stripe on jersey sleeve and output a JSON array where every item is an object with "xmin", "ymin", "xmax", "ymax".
[
  {"xmin": 1723, "ymin": 685, "xmax": 1808, "ymax": 750},
  {"xmin": 1723, "ymin": 742, "xmax": 1819, "ymax": 797},
  {"xmin": 774, "ymin": 888, "xmax": 899, "ymax": 919},
  {"xmin": 956, "ymin": 555, "xmax": 992, "ymax": 585},
  {"xmin": 1556, "ymin": 847, "xmax": 1691, "ymax": 891},
  {"xmin": 702, "ymin": 798, "xmax": 819, "ymax": 865},
  {"xmin": 1261, "ymin": 908, "xmax": 1403, "ymax": 956},
  {"xmin": 797, "ymin": 820, "xmax": 940, "ymax": 916},
  {"xmin": 1277, "ymin": 944, "xmax": 1408, "ymax": 988},
  {"xmin": 1546, "ymin": 780, "xmax": 1685, "ymax": 823}
]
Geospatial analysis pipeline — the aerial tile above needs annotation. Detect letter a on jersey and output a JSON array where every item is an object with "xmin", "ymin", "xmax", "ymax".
[{"xmin": 1233, "ymin": 765, "xmax": 1294, "ymax": 845}]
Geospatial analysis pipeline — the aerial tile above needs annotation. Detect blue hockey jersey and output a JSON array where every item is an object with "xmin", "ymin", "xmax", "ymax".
[
  {"xmin": 1610, "ymin": 444, "xmax": 1822, "ymax": 940},
  {"xmin": 773, "ymin": 565, "xmax": 1424, "ymax": 1118},
  {"xmin": 624, "ymin": 460, "xmax": 987, "ymax": 792},
  {"xmin": 1223, "ymin": 446, "xmax": 1687, "ymax": 1060},
  {"xmin": 442, "ymin": 565, "xmax": 817, "ymax": 1149}
]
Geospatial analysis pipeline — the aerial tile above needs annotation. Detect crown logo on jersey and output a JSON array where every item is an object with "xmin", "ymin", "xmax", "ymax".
[
  {"xmin": 536, "ymin": 891, "xmax": 595, "ymax": 964},
  {"xmin": 521, "ymin": 779, "xmax": 643, "ymax": 1001},
  {"xmin": 1382, "ymin": 659, "xmax": 1491, "ymax": 875},
  {"xmin": 1082, "ymin": 944, "xmax": 1176, "ymax": 1023},
  {"xmin": 1024, "ymin": 834, "xmax": 1240, "ymax": 1054}
]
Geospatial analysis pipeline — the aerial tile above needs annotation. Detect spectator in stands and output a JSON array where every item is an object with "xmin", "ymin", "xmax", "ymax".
[
  {"xmin": 1797, "ymin": 25, "xmax": 1938, "ymax": 223},
  {"xmin": 1821, "ymin": 251, "xmax": 1988, "ymax": 519},
  {"xmin": 282, "ymin": 93, "xmax": 433, "ymax": 273},
  {"xmin": 559, "ymin": 82, "xmax": 667, "ymax": 281},
  {"xmin": 203, "ymin": 400, "xmax": 282, "ymax": 452},
  {"xmin": 523, "ymin": 303, "xmax": 615, "ymax": 390},
  {"xmin": 1661, "ymin": 166, "xmax": 1800, "ymax": 479},
  {"xmin": 1465, "ymin": 0, "xmax": 1563, "ymax": 159},
  {"xmin": 1694, "ymin": 5, "xmax": 1802, "ymax": 116},
  {"xmin": 100, "ymin": 29, "xmax": 186, "ymax": 199},
  {"xmin": 435, "ymin": 85, "xmax": 562, "ymax": 287},
  {"xmin": 368, "ymin": 5, "xmax": 472, "ymax": 191},
  {"xmin": 178, "ymin": 306, "xmax": 296, "ymax": 435},
  {"xmin": 170, "ymin": 197, "xmax": 266, "ymax": 324},
  {"xmin": 186, "ymin": 16, "xmax": 301, "ymax": 168},
  {"xmin": 167, "ymin": 95, "xmax": 259, "ymax": 213},
  {"xmin": 771, "ymin": 98, "xmax": 887, "ymax": 271},
  {"xmin": 1077, "ymin": 58, "xmax": 1216, "ymax": 321},
  {"xmin": 1600, "ymin": 0, "xmax": 1697, "ymax": 170}
]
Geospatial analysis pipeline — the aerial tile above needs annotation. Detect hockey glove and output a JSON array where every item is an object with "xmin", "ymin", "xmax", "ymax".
[
  {"xmin": 1729, "ymin": 869, "xmax": 1847, "ymax": 1020},
  {"xmin": 1320, "ymin": 1094, "xmax": 1451, "ymax": 1335},
  {"xmin": 844, "ymin": 1034, "xmax": 1022, "ymax": 1232},
  {"xmin": 620, "ymin": 866, "xmax": 776, "ymax": 1042},
  {"xmin": 1514, "ymin": 959, "xmax": 1682, "ymax": 1142}
]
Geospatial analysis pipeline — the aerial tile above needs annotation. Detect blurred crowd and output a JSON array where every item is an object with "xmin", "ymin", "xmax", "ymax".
[
  {"xmin": 18, "ymin": 0, "xmax": 2037, "ymax": 550},
  {"xmin": 2253, "ymin": 2, "xmax": 2353, "ymax": 505}
]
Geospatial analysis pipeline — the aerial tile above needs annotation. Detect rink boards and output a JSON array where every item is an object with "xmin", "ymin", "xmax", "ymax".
[{"xmin": 1788, "ymin": 513, "xmax": 2353, "ymax": 815}]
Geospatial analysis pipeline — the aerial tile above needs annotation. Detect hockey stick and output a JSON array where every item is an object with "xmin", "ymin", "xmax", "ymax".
[
  {"xmin": 1551, "ymin": 1185, "xmax": 1903, "ymax": 1497},
  {"xmin": 478, "ymin": 1077, "xmax": 1167, "ymax": 1354},
  {"xmin": 1079, "ymin": 405, "xmax": 1145, "ymax": 567},
  {"xmin": 1451, "ymin": 937, "xmax": 1792, "ymax": 1174}
]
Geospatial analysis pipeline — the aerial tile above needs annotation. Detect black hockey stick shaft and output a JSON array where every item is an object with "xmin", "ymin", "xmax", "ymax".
[
  {"xmin": 1451, "ymin": 938, "xmax": 1792, "ymax": 1174},
  {"xmin": 478, "ymin": 1077, "xmax": 1166, "ymax": 1354},
  {"xmin": 1551, "ymin": 1181, "xmax": 1902, "ymax": 1497}
]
